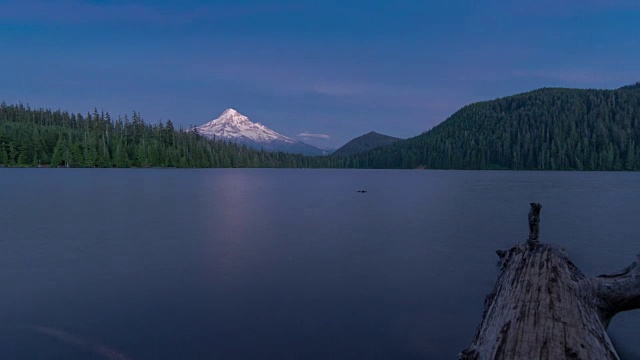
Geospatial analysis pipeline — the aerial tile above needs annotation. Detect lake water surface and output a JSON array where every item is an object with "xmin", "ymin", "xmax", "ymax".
[{"xmin": 1, "ymin": 169, "xmax": 639, "ymax": 359}]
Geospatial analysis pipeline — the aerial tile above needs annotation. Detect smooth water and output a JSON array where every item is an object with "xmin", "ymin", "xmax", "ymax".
[{"xmin": 1, "ymin": 169, "xmax": 639, "ymax": 359}]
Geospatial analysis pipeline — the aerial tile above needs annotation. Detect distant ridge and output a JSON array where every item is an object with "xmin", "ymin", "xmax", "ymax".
[
  {"xmin": 332, "ymin": 131, "xmax": 401, "ymax": 156},
  {"xmin": 619, "ymin": 82, "xmax": 640, "ymax": 90}
]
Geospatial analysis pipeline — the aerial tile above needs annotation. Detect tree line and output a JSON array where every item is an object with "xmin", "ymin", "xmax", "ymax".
[
  {"xmin": 0, "ymin": 102, "xmax": 331, "ymax": 168},
  {"xmin": 3, "ymin": 83, "xmax": 640, "ymax": 170}
]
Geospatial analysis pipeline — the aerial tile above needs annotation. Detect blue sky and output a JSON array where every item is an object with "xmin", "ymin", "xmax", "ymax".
[{"xmin": 1, "ymin": 0, "xmax": 639, "ymax": 148}]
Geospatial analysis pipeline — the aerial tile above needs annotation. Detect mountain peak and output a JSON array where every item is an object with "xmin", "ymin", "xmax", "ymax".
[
  {"xmin": 194, "ymin": 109, "xmax": 329, "ymax": 155},
  {"xmin": 217, "ymin": 108, "xmax": 249, "ymax": 123},
  {"xmin": 196, "ymin": 108, "xmax": 295, "ymax": 144},
  {"xmin": 221, "ymin": 108, "xmax": 240, "ymax": 116}
]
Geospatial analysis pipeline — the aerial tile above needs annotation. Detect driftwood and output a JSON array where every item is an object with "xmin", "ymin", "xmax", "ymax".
[{"xmin": 460, "ymin": 203, "xmax": 640, "ymax": 360}]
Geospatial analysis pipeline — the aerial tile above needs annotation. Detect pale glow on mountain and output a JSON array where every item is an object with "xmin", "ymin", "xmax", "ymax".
[{"xmin": 196, "ymin": 108, "xmax": 296, "ymax": 144}]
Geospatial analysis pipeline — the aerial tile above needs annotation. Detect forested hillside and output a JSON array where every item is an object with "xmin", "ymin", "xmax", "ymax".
[
  {"xmin": 342, "ymin": 85, "xmax": 640, "ymax": 170},
  {"xmin": 4, "ymin": 83, "xmax": 640, "ymax": 170},
  {"xmin": 332, "ymin": 131, "xmax": 401, "ymax": 156},
  {"xmin": 0, "ymin": 102, "xmax": 325, "ymax": 168}
]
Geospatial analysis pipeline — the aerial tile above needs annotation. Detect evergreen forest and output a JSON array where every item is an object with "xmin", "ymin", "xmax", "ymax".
[
  {"xmin": 2, "ymin": 83, "xmax": 640, "ymax": 170},
  {"xmin": 343, "ymin": 84, "xmax": 640, "ymax": 170},
  {"xmin": 0, "ymin": 102, "xmax": 326, "ymax": 168}
]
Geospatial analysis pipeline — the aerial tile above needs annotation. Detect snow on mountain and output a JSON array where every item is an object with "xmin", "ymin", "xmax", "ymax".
[
  {"xmin": 196, "ymin": 108, "xmax": 296, "ymax": 144},
  {"xmin": 195, "ymin": 109, "xmax": 329, "ymax": 156}
]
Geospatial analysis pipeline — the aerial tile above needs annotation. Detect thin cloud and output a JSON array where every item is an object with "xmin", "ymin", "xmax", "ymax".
[
  {"xmin": 308, "ymin": 81, "xmax": 434, "ymax": 99},
  {"xmin": 0, "ymin": 0, "xmax": 164, "ymax": 24},
  {"xmin": 298, "ymin": 132, "xmax": 331, "ymax": 139},
  {"xmin": 496, "ymin": 0, "xmax": 640, "ymax": 17},
  {"xmin": 512, "ymin": 69, "xmax": 639, "ymax": 85},
  {"xmin": 0, "ymin": 0, "xmax": 304, "ymax": 25}
]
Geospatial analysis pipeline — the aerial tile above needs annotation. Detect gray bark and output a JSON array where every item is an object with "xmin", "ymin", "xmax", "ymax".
[
  {"xmin": 527, "ymin": 202, "xmax": 542, "ymax": 243},
  {"xmin": 460, "ymin": 203, "xmax": 640, "ymax": 360}
]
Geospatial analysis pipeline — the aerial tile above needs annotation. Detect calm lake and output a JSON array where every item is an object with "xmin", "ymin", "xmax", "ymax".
[{"xmin": 1, "ymin": 169, "xmax": 639, "ymax": 359}]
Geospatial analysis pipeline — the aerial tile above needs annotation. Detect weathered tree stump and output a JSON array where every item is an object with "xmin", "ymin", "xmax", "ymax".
[{"xmin": 460, "ymin": 203, "xmax": 640, "ymax": 360}]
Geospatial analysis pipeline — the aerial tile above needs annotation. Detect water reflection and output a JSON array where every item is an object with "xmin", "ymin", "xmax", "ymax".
[
  {"xmin": 30, "ymin": 326, "xmax": 131, "ymax": 360},
  {"xmin": 1, "ymin": 169, "xmax": 640, "ymax": 359},
  {"xmin": 195, "ymin": 171, "xmax": 272, "ymax": 284}
]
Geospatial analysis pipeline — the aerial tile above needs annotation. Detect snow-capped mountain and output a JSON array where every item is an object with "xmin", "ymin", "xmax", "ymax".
[
  {"xmin": 195, "ymin": 109, "xmax": 329, "ymax": 155},
  {"xmin": 196, "ymin": 108, "xmax": 296, "ymax": 143}
]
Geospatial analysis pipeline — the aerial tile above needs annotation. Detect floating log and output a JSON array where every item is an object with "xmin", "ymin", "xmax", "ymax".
[{"xmin": 460, "ymin": 203, "xmax": 640, "ymax": 360}]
